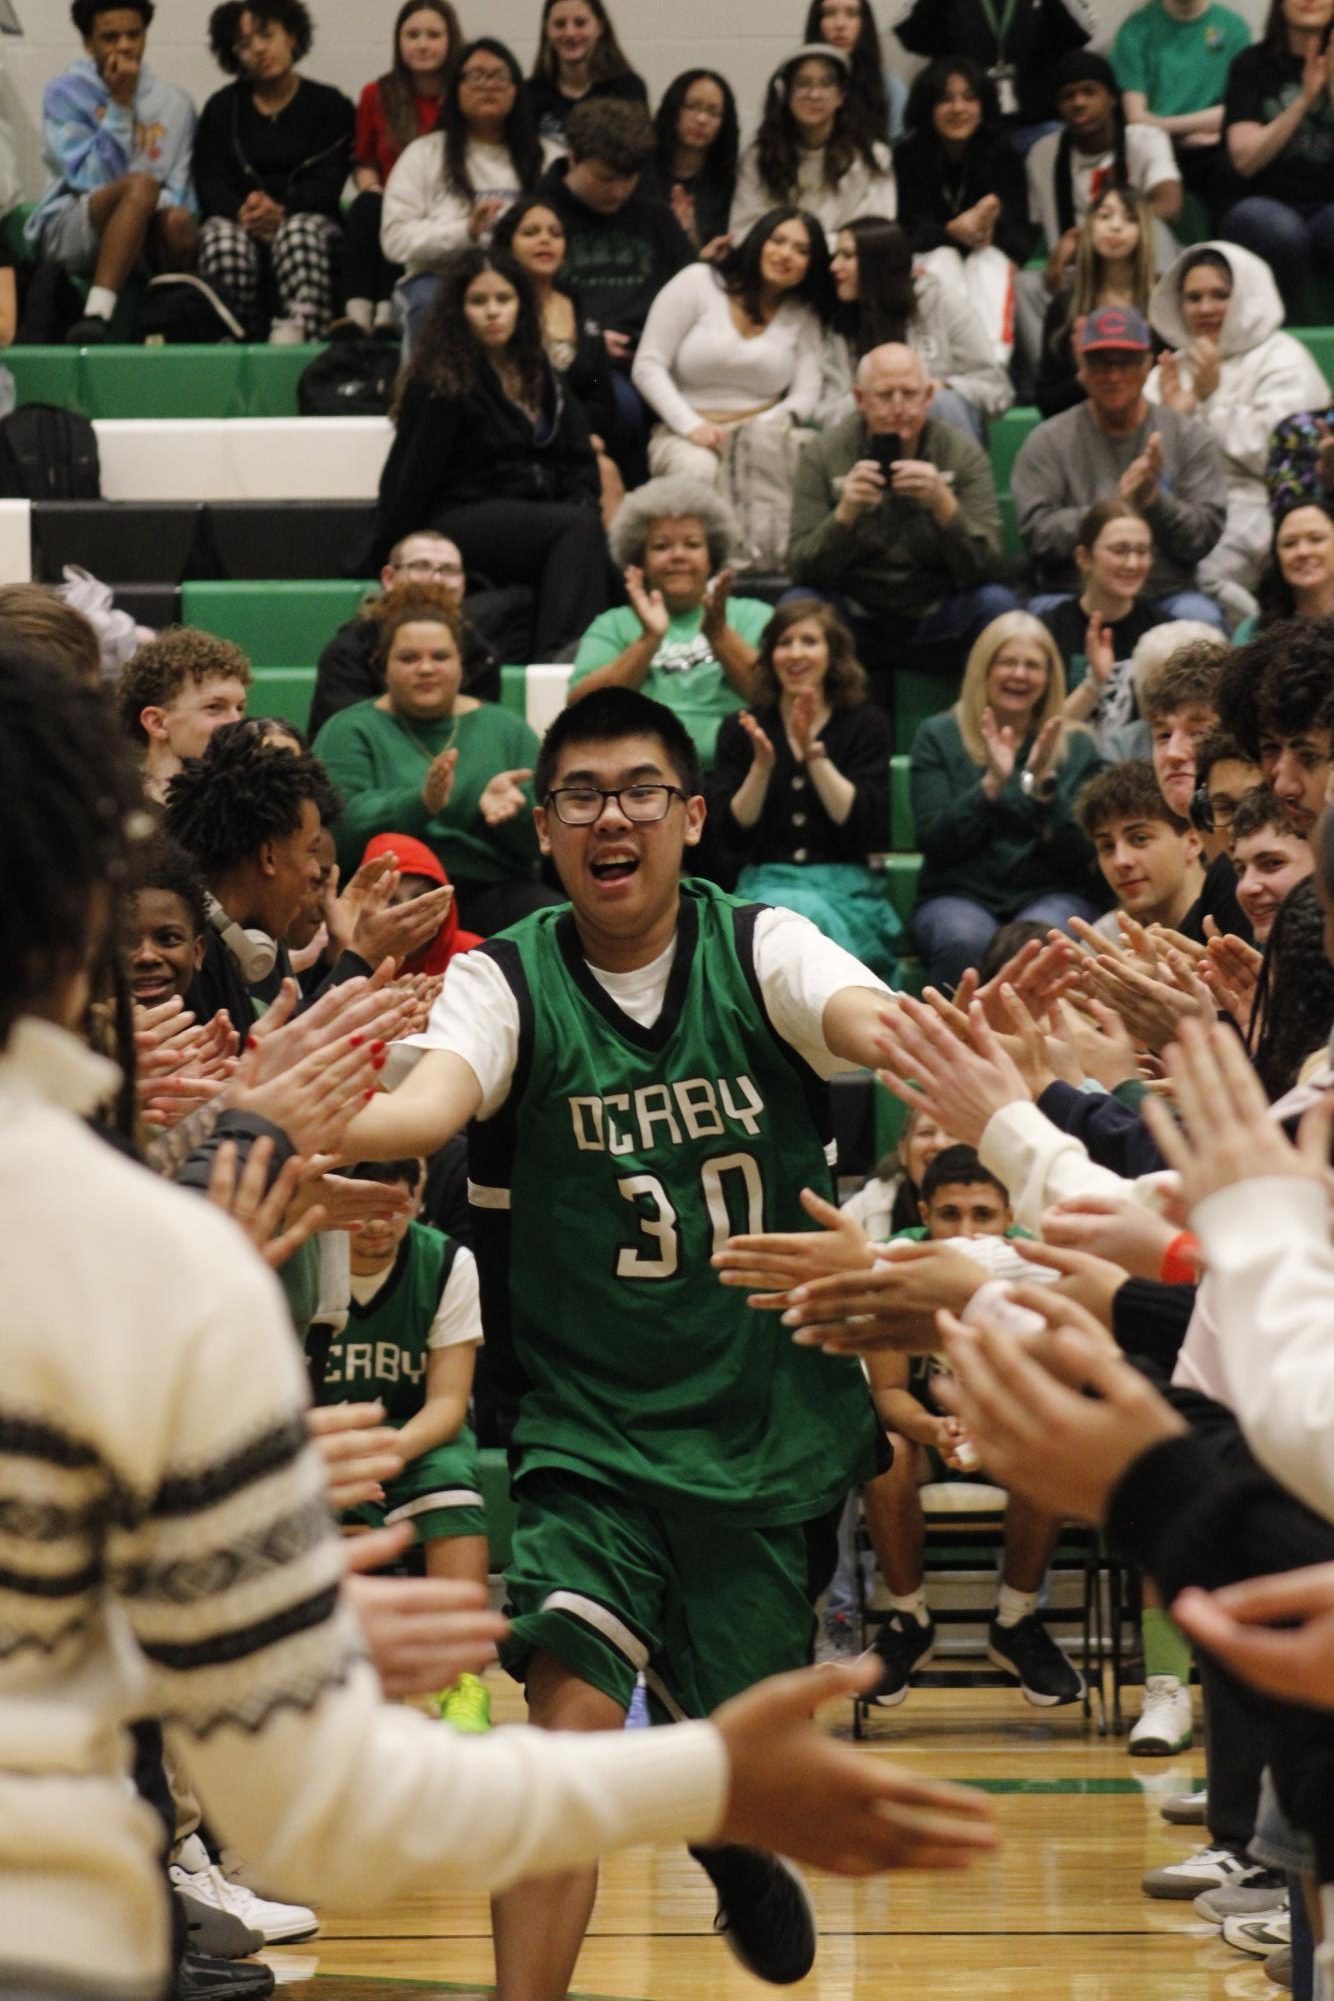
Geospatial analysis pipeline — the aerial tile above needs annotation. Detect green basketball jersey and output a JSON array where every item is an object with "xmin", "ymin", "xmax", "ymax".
[
  {"xmin": 318, "ymin": 1219, "xmax": 461, "ymax": 1427},
  {"xmin": 468, "ymin": 879, "xmax": 878, "ymax": 1522}
]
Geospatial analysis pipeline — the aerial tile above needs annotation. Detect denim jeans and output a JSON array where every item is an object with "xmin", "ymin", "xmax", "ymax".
[
  {"xmin": 912, "ymin": 890, "xmax": 1103, "ymax": 992},
  {"xmin": 1219, "ymin": 195, "xmax": 1334, "ymax": 314}
]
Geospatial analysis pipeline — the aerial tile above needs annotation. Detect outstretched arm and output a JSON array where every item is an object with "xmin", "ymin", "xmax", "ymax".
[{"xmin": 340, "ymin": 1048, "xmax": 484, "ymax": 1163}]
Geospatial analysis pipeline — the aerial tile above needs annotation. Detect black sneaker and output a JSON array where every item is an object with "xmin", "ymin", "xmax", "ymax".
[
  {"xmin": 987, "ymin": 1614, "xmax": 1084, "ymax": 1706},
  {"xmin": 64, "ymin": 314, "xmax": 112, "ymax": 346},
  {"xmin": 689, "ymin": 1843, "xmax": 817, "ymax": 1984},
  {"xmin": 863, "ymin": 1610, "xmax": 936, "ymax": 1707},
  {"xmin": 175, "ymin": 1951, "xmax": 275, "ymax": 1998}
]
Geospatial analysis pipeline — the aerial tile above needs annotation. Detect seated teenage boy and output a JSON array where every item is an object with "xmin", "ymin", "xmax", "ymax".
[
  {"xmin": 29, "ymin": 0, "xmax": 198, "ymax": 346},
  {"xmin": 1077, "ymin": 758, "xmax": 1204, "ymax": 942},
  {"xmin": 318, "ymin": 1155, "xmax": 491, "ymax": 1733},
  {"xmin": 859, "ymin": 1146, "xmax": 1083, "ymax": 1710},
  {"xmin": 116, "ymin": 629, "xmax": 252, "ymax": 804},
  {"xmin": 1228, "ymin": 786, "xmax": 1314, "ymax": 947}
]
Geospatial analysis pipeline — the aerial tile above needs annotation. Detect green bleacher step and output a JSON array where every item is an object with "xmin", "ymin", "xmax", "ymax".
[
  {"xmin": 181, "ymin": 580, "xmax": 368, "ymax": 667},
  {"xmin": 4, "ymin": 341, "xmax": 328, "ymax": 419},
  {"xmin": 249, "ymin": 666, "xmax": 317, "ymax": 732}
]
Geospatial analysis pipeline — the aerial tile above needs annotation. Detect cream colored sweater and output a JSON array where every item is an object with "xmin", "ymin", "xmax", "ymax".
[{"xmin": 0, "ymin": 1018, "xmax": 727, "ymax": 1999}]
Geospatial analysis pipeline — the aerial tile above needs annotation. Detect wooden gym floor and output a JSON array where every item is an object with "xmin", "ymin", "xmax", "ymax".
[{"xmin": 247, "ymin": 1679, "xmax": 1280, "ymax": 2001}]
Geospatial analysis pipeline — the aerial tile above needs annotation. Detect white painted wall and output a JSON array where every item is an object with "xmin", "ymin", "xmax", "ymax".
[{"xmin": 0, "ymin": 0, "xmax": 1274, "ymax": 206}]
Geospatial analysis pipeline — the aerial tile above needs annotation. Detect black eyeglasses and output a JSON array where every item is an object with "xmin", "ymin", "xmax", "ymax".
[
  {"xmin": 1189, "ymin": 784, "xmax": 1240, "ymax": 836},
  {"xmin": 545, "ymin": 784, "xmax": 685, "ymax": 825}
]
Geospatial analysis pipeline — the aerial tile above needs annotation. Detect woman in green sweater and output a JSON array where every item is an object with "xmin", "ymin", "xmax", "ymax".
[
  {"xmin": 909, "ymin": 610, "xmax": 1105, "ymax": 990},
  {"xmin": 313, "ymin": 583, "xmax": 561, "ymax": 935}
]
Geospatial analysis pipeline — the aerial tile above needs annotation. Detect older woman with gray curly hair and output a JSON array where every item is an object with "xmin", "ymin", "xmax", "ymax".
[{"xmin": 565, "ymin": 475, "xmax": 775, "ymax": 766}]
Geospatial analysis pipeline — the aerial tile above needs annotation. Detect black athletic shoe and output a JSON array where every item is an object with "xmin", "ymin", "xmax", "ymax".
[
  {"xmin": 987, "ymin": 1615, "xmax": 1085, "ymax": 1706},
  {"xmin": 64, "ymin": 314, "xmax": 112, "ymax": 346},
  {"xmin": 863, "ymin": 1611, "xmax": 936, "ymax": 1707},
  {"xmin": 175, "ymin": 1951, "xmax": 275, "ymax": 1999},
  {"xmin": 690, "ymin": 1843, "xmax": 817, "ymax": 1984}
]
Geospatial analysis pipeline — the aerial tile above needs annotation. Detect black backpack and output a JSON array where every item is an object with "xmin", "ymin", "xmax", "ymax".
[
  {"xmin": 0, "ymin": 403, "xmax": 101, "ymax": 500},
  {"xmin": 298, "ymin": 339, "xmax": 400, "ymax": 416},
  {"xmin": 137, "ymin": 272, "xmax": 246, "ymax": 345}
]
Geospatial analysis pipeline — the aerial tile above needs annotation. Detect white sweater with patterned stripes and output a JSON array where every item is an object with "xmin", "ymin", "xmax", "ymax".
[{"xmin": 0, "ymin": 1019, "xmax": 727, "ymax": 2000}]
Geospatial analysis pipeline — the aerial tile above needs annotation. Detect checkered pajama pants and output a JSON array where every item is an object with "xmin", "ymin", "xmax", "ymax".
[{"xmin": 197, "ymin": 212, "xmax": 341, "ymax": 338}]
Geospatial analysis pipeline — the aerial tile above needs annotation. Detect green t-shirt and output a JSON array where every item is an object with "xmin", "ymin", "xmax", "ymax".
[
  {"xmin": 568, "ymin": 597, "xmax": 774, "ymax": 768},
  {"xmin": 313, "ymin": 698, "xmax": 542, "ymax": 884},
  {"xmin": 1112, "ymin": 2, "xmax": 1252, "ymax": 116},
  {"xmin": 317, "ymin": 1221, "xmax": 460, "ymax": 1426},
  {"xmin": 466, "ymin": 878, "xmax": 878, "ymax": 1522}
]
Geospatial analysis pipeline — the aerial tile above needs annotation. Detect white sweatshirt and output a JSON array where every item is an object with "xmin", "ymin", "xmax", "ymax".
[
  {"xmin": 730, "ymin": 139, "xmax": 897, "ymax": 246},
  {"xmin": 631, "ymin": 260, "xmax": 824, "ymax": 436},
  {"xmin": 381, "ymin": 132, "xmax": 557, "ymax": 276},
  {"xmin": 1146, "ymin": 239, "xmax": 1330, "ymax": 497},
  {"xmin": 1193, "ymin": 1175, "xmax": 1334, "ymax": 1524},
  {"xmin": 0, "ymin": 1018, "xmax": 727, "ymax": 1999},
  {"xmin": 814, "ymin": 267, "xmax": 1014, "ymax": 427}
]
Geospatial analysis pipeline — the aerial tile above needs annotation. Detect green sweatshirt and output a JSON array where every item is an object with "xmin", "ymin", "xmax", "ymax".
[
  {"xmin": 314, "ymin": 698, "xmax": 542, "ymax": 883},
  {"xmin": 910, "ymin": 710, "xmax": 1105, "ymax": 918}
]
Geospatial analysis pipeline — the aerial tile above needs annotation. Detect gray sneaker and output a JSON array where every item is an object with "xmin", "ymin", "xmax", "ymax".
[
  {"xmin": 176, "ymin": 1890, "xmax": 264, "ymax": 1961},
  {"xmin": 1265, "ymin": 1946, "xmax": 1294, "ymax": 1989},
  {"xmin": 1160, "ymin": 1789, "xmax": 1208, "ymax": 1825},
  {"xmin": 1194, "ymin": 1878, "xmax": 1288, "ymax": 1924}
]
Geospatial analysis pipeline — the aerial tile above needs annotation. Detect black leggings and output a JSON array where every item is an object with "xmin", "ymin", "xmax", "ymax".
[
  {"xmin": 429, "ymin": 499, "xmax": 609, "ymax": 660},
  {"xmin": 341, "ymin": 186, "xmax": 401, "ymax": 307}
]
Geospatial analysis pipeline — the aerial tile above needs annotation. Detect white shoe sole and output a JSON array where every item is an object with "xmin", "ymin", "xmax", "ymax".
[
  {"xmin": 986, "ymin": 1642, "xmax": 1085, "ymax": 1706},
  {"xmin": 863, "ymin": 1637, "xmax": 935, "ymax": 1706}
]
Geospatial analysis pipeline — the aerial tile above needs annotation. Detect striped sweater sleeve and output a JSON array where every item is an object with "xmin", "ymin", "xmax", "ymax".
[{"xmin": 105, "ymin": 1247, "xmax": 729, "ymax": 1906}]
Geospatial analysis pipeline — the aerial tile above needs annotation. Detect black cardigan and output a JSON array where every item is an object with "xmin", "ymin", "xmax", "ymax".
[
  {"xmin": 372, "ymin": 361, "xmax": 600, "ymax": 567},
  {"xmin": 892, "ymin": 128, "xmax": 1037, "ymax": 268},
  {"xmin": 193, "ymin": 76, "xmax": 354, "ymax": 221},
  {"xmin": 708, "ymin": 701, "xmax": 893, "ymax": 871}
]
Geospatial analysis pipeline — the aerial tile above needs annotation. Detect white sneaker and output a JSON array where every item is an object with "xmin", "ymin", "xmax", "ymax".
[
  {"xmin": 170, "ymin": 1833, "xmax": 318, "ymax": 1944},
  {"xmin": 1223, "ymin": 1909, "xmax": 1292, "ymax": 1958},
  {"xmin": 1129, "ymin": 1675, "xmax": 1194, "ymax": 1756},
  {"xmin": 1142, "ymin": 1844, "xmax": 1270, "ymax": 1900}
]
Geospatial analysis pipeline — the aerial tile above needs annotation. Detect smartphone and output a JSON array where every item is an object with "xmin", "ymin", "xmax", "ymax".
[{"xmin": 869, "ymin": 433, "xmax": 903, "ymax": 476}]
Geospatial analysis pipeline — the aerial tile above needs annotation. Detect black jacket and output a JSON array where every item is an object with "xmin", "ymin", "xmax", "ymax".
[
  {"xmin": 892, "ymin": 128, "xmax": 1037, "ymax": 267},
  {"xmin": 708, "ymin": 702, "xmax": 894, "ymax": 873},
  {"xmin": 372, "ymin": 361, "xmax": 599, "ymax": 567},
  {"xmin": 894, "ymin": 0, "xmax": 1092, "ymax": 128},
  {"xmin": 535, "ymin": 157, "xmax": 693, "ymax": 341},
  {"xmin": 193, "ymin": 76, "xmax": 354, "ymax": 222}
]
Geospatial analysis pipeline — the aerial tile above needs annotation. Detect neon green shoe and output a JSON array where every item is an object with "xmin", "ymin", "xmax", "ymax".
[{"xmin": 438, "ymin": 1673, "xmax": 491, "ymax": 1732}]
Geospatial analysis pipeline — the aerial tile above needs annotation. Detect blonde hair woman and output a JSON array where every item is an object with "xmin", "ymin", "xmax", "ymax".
[{"xmin": 908, "ymin": 610, "xmax": 1106, "ymax": 988}]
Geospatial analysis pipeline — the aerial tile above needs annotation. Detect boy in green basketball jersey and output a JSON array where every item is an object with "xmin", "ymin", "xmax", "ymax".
[
  {"xmin": 317, "ymin": 1155, "xmax": 491, "ymax": 1732},
  {"xmin": 340, "ymin": 687, "xmax": 907, "ymax": 2001}
]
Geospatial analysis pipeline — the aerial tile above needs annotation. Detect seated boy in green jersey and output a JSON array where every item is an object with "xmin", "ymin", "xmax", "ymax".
[
  {"xmin": 860, "ymin": 1147, "xmax": 1084, "ymax": 1713},
  {"xmin": 317, "ymin": 1155, "xmax": 491, "ymax": 1732}
]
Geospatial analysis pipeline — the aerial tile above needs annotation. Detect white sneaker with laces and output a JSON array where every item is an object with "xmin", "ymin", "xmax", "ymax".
[
  {"xmin": 170, "ymin": 1833, "xmax": 318, "ymax": 1944},
  {"xmin": 1129, "ymin": 1675, "xmax": 1194, "ymax": 1755},
  {"xmin": 1223, "ymin": 1909, "xmax": 1292, "ymax": 1958},
  {"xmin": 1141, "ymin": 1844, "xmax": 1270, "ymax": 1899}
]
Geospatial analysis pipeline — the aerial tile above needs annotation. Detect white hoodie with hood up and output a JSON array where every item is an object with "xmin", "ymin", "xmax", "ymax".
[{"xmin": 1146, "ymin": 240, "xmax": 1328, "ymax": 594}]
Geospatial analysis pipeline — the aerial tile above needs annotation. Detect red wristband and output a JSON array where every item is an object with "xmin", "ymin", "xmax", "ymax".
[{"xmin": 1160, "ymin": 1231, "xmax": 1199, "ymax": 1286}]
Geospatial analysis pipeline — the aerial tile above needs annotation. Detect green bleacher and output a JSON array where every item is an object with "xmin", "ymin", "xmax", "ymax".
[{"xmin": 4, "ymin": 341, "xmax": 325, "ymax": 419}]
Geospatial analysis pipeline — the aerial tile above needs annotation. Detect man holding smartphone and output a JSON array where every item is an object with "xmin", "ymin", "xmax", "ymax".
[{"xmin": 788, "ymin": 343, "xmax": 1017, "ymax": 672}]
